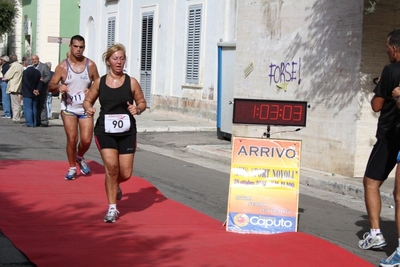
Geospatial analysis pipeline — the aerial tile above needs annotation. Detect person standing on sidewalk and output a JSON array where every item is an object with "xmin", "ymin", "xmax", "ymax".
[
  {"xmin": 83, "ymin": 43, "xmax": 146, "ymax": 223},
  {"xmin": 32, "ymin": 54, "xmax": 51, "ymax": 127},
  {"xmin": 4, "ymin": 55, "xmax": 24, "ymax": 124},
  {"xmin": 358, "ymin": 29, "xmax": 400, "ymax": 252},
  {"xmin": 48, "ymin": 35, "xmax": 99, "ymax": 180},
  {"xmin": 21, "ymin": 57, "xmax": 42, "ymax": 127},
  {"xmin": 45, "ymin": 62, "xmax": 54, "ymax": 119},
  {"xmin": 1, "ymin": 55, "xmax": 11, "ymax": 118},
  {"xmin": 379, "ymin": 68, "xmax": 400, "ymax": 266}
]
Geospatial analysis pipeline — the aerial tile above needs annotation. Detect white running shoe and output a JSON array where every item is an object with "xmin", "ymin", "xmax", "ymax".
[
  {"xmin": 358, "ymin": 232, "xmax": 386, "ymax": 250},
  {"xmin": 104, "ymin": 208, "xmax": 119, "ymax": 223}
]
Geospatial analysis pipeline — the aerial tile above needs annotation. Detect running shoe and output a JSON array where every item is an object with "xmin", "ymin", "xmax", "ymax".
[
  {"xmin": 76, "ymin": 157, "xmax": 91, "ymax": 175},
  {"xmin": 380, "ymin": 250, "xmax": 400, "ymax": 267},
  {"xmin": 65, "ymin": 169, "xmax": 77, "ymax": 180},
  {"xmin": 358, "ymin": 232, "xmax": 387, "ymax": 250},
  {"xmin": 117, "ymin": 185, "xmax": 122, "ymax": 200},
  {"xmin": 104, "ymin": 208, "xmax": 119, "ymax": 223}
]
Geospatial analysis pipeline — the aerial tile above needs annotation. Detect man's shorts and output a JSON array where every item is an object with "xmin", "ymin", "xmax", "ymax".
[
  {"xmin": 62, "ymin": 110, "xmax": 88, "ymax": 119},
  {"xmin": 364, "ymin": 139, "xmax": 399, "ymax": 181},
  {"xmin": 94, "ymin": 133, "xmax": 137, "ymax": 154}
]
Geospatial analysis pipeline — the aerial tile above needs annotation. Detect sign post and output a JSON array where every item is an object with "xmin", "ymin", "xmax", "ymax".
[{"xmin": 47, "ymin": 36, "xmax": 70, "ymax": 63}]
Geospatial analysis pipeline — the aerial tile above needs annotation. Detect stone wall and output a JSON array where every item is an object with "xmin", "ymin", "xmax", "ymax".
[
  {"xmin": 151, "ymin": 94, "xmax": 217, "ymax": 120},
  {"xmin": 233, "ymin": 0, "xmax": 364, "ymax": 177}
]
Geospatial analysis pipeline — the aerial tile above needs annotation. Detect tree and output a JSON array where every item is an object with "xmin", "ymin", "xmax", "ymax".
[{"xmin": 0, "ymin": 0, "xmax": 18, "ymax": 36}]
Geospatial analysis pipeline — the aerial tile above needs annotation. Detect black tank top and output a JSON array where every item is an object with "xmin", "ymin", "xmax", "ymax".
[{"xmin": 94, "ymin": 74, "xmax": 137, "ymax": 135}]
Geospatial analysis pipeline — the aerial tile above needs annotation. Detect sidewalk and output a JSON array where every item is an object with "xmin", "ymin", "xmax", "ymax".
[{"xmin": 47, "ymin": 97, "xmax": 396, "ymax": 207}]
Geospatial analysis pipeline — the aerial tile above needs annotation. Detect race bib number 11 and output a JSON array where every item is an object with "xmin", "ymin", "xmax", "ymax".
[{"xmin": 105, "ymin": 114, "xmax": 131, "ymax": 133}]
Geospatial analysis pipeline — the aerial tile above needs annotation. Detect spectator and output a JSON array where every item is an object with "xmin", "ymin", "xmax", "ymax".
[
  {"xmin": 21, "ymin": 57, "xmax": 42, "ymax": 127},
  {"xmin": 4, "ymin": 55, "xmax": 24, "ymax": 124},
  {"xmin": 45, "ymin": 62, "xmax": 54, "ymax": 118},
  {"xmin": 32, "ymin": 54, "xmax": 51, "ymax": 127},
  {"xmin": 1, "ymin": 55, "xmax": 11, "ymax": 118}
]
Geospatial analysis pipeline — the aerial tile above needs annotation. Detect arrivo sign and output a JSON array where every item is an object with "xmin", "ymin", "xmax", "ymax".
[{"xmin": 233, "ymin": 99, "xmax": 308, "ymax": 127}]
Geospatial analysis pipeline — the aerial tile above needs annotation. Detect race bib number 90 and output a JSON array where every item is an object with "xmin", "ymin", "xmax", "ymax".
[{"xmin": 105, "ymin": 114, "xmax": 131, "ymax": 133}]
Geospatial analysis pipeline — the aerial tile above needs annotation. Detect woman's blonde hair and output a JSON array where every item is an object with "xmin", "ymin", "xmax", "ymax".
[{"xmin": 102, "ymin": 43, "xmax": 126, "ymax": 67}]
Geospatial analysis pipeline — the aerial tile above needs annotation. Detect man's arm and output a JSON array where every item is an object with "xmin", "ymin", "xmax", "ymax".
[
  {"xmin": 371, "ymin": 95, "xmax": 385, "ymax": 112},
  {"xmin": 83, "ymin": 77, "xmax": 100, "ymax": 118},
  {"xmin": 88, "ymin": 60, "xmax": 100, "ymax": 83},
  {"xmin": 48, "ymin": 61, "xmax": 66, "ymax": 92}
]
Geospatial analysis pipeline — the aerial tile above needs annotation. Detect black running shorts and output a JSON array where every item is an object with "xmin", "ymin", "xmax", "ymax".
[
  {"xmin": 94, "ymin": 133, "xmax": 137, "ymax": 154},
  {"xmin": 364, "ymin": 139, "xmax": 399, "ymax": 181}
]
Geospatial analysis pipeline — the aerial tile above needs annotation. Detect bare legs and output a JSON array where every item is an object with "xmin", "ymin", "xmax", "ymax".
[
  {"xmin": 61, "ymin": 112, "xmax": 93, "ymax": 167},
  {"xmin": 99, "ymin": 148, "xmax": 134, "ymax": 204},
  {"xmin": 363, "ymin": 176, "xmax": 384, "ymax": 230}
]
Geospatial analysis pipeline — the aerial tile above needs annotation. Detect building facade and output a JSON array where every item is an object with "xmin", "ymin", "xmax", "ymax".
[
  {"xmin": 232, "ymin": 0, "xmax": 400, "ymax": 177},
  {"xmin": 79, "ymin": 0, "xmax": 237, "ymax": 120},
  {"xmin": 10, "ymin": 0, "xmax": 392, "ymax": 178},
  {"xmin": 20, "ymin": 0, "xmax": 60, "ymax": 67}
]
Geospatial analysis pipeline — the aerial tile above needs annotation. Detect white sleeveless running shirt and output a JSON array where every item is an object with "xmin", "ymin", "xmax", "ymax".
[{"xmin": 60, "ymin": 58, "xmax": 91, "ymax": 115}]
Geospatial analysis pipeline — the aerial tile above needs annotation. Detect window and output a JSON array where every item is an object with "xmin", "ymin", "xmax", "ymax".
[
  {"xmin": 185, "ymin": 4, "xmax": 202, "ymax": 84},
  {"xmin": 141, "ymin": 13, "xmax": 153, "ymax": 74},
  {"xmin": 140, "ymin": 12, "xmax": 154, "ymax": 105},
  {"xmin": 107, "ymin": 17, "xmax": 116, "ymax": 48}
]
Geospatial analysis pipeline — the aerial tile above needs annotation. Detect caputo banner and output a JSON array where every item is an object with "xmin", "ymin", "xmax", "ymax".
[{"xmin": 226, "ymin": 137, "xmax": 301, "ymax": 234}]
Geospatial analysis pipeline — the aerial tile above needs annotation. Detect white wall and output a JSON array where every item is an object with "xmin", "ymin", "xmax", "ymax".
[
  {"xmin": 233, "ymin": 0, "xmax": 365, "ymax": 177},
  {"xmin": 79, "ymin": 0, "xmax": 236, "ymax": 118},
  {"xmin": 36, "ymin": 0, "xmax": 60, "ymax": 69},
  {"xmin": 78, "ymin": 0, "xmax": 400, "ymax": 177}
]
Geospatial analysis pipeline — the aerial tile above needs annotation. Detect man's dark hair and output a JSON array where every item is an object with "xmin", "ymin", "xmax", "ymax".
[
  {"xmin": 70, "ymin": 35, "xmax": 85, "ymax": 45},
  {"xmin": 388, "ymin": 29, "xmax": 400, "ymax": 48}
]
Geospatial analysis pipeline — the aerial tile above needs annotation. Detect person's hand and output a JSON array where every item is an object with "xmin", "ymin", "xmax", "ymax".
[
  {"xmin": 58, "ymin": 84, "xmax": 69, "ymax": 94},
  {"xmin": 392, "ymin": 87, "xmax": 400, "ymax": 99},
  {"xmin": 33, "ymin": 89, "xmax": 39, "ymax": 96},
  {"xmin": 85, "ymin": 106, "xmax": 96, "ymax": 118},
  {"xmin": 127, "ymin": 101, "xmax": 140, "ymax": 115}
]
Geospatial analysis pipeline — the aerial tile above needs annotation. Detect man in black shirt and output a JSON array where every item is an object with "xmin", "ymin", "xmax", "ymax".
[{"xmin": 359, "ymin": 30, "xmax": 400, "ymax": 254}]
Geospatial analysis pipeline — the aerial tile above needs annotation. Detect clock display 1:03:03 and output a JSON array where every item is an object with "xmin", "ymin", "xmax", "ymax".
[{"xmin": 233, "ymin": 99, "xmax": 308, "ymax": 127}]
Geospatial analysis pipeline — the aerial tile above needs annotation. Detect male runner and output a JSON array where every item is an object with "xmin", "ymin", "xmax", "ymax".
[{"xmin": 49, "ymin": 35, "xmax": 100, "ymax": 180}]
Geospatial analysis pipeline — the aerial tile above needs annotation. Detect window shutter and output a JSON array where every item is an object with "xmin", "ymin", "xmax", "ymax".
[
  {"xmin": 141, "ymin": 14, "xmax": 153, "ymax": 72},
  {"xmin": 186, "ymin": 5, "xmax": 202, "ymax": 84},
  {"xmin": 107, "ymin": 17, "xmax": 116, "ymax": 48},
  {"xmin": 140, "ymin": 13, "xmax": 154, "ymax": 105}
]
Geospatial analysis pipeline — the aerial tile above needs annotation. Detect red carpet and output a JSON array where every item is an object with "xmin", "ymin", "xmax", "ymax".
[{"xmin": 0, "ymin": 160, "xmax": 372, "ymax": 266}]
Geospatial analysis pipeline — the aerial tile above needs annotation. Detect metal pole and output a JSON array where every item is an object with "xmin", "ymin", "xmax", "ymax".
[{"xmin": 58, "ymin": 38, "xmax": 62, "ymax": 63}]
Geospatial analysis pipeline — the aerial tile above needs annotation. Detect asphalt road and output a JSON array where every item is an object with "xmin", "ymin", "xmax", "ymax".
[{"xmin": 0, "ymin": 120, "xmax": 396, "ymax": 266}]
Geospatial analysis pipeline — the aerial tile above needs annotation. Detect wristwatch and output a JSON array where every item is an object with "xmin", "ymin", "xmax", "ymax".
[{"xmin": 137, "ymin": 108, "xmax": 142, "ymax": 115}]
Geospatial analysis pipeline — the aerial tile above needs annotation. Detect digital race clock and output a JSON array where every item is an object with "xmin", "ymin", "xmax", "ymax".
[{"xmin": 233, "ymin": 98, "xmax": 308, "ymax": 127}]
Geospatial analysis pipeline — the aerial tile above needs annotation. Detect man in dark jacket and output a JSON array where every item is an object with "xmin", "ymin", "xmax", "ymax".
[
  {"xmin": 32, "ymin": 54, "xmax": 50, "ymax": 127},
  {"xmin": 22, "ymin": 57, "xmax": 42, "ymax": 127}
]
